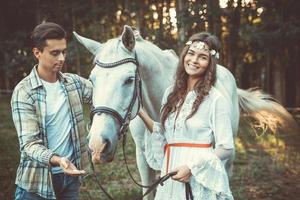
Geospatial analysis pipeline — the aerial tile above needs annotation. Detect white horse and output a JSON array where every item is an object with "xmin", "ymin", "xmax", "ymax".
[{"xmin": 73, "ymin": 25, "xmax": 297, "ymax": 199}]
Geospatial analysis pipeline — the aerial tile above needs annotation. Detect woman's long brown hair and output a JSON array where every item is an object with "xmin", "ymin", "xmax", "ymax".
[{"xmin": 160, "ymin": 32, "xmax": 221, "ymax": 130}]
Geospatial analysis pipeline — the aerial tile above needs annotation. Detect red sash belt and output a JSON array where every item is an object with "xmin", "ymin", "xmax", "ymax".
[{"xmin": 164, "ymin": 143, "xmax": 212, "ymax": 173}]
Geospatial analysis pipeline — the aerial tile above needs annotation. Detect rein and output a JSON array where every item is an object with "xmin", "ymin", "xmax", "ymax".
[{"xmin": 87, "ymin": 134, "xmax": 177, "ymax": 200}]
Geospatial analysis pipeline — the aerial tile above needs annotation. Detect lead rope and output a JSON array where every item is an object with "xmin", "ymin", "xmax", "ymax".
[
  {"xmin": 121, "ymin": 129, "xmax": 178, "ymax": 198},
  {"xmin": 91, "ymin": 172, "xmax": 115, "ymax": 200},
  {"xmin": 83, "ymin": 126, "xmax": 177, "ymax": 200},
  {"xmin": 123, "ymin": 132, "xmax": 193, "ymax": 199},
  {"xmin": 185, "ymin": 182, "xmax": 194, "ymax": 200},
  {"xmin": 84, "ymin": 125, "xmax": 193, "ymax": 200}
]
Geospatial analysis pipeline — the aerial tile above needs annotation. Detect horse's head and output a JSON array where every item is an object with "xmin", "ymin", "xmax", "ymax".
[{"xmin": 74, "ymin": 26, "xmax": 141, "ymax": 164}]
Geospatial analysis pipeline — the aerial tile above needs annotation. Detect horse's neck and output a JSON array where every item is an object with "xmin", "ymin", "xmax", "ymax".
[{"xmin": 138, "ymin": 49, "xmax": 177, "ymax": 121}]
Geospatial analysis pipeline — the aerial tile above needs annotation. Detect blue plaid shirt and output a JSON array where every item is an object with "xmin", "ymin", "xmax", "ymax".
[{"xmin": 11, "ymin": 66, "xmax": 93, "ymax": 199}]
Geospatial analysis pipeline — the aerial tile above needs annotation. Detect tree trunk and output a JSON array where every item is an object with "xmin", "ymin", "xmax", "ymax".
[
  {"xmin": 176, "ymin": 0, "xmax": 187, "ymax": 52},
  {"xmin": 226, "ymin": 0, "xmax": 241, "ymax": 74},
  {"xmin": 158, "ymin": 1, "xmax": 164, "ymax": 38},
  {"xmin": 71, "ymin": 2, "xmax": 81, "ymax": 75},
  {"xmin": 135, "ymin": 0, "xmax": 146, "ymax": 36},
  {"xmin": 265, "ymin": 51, "xmax": 271, "ymax": 92},
  {"xmin": 273, "ymin": 58, "xmax": 286, "ymax": 105},
  {"xmin": 286, "ymin": 46, "xmax": 300, "ymax": 107},
  {"xmin": 206, "ymin": 0, "xmax": 221, "ymax": 38}
]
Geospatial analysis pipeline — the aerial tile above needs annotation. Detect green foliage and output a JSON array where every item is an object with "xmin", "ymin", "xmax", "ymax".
[
  {"xmin": 0, "ymin": 95, "xmax": 19, "ymax": 200},
  {"xmin": 0, "ymin": 0, "xmax": 299, "ymax": 105}
]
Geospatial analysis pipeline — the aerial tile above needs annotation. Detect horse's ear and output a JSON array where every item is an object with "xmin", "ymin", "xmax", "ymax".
[
  {"xmin": 121, "ymin": 25, "xmax": 135, "ymax": 51},
  {"xmin": 73, "ymin": 31, "xmax": 103, "ymax": 55}
]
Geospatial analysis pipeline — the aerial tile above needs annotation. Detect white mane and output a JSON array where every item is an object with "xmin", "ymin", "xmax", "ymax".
[{"xmin": 132, "ymin": 37, "xmax": 178, "ymax": 120}]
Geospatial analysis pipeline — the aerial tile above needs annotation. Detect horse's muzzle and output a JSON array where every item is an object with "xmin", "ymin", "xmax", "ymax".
[
  {"xmin": 90, "ymin": 142, "xmax": 116, "ymax": 164},
  {"xmin": 92, "ymin": 153, "xmax": 113, "ymax": 164}
]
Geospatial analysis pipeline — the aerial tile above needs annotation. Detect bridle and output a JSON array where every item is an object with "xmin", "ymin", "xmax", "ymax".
[
  {"xmin": 87, "ymin": 54, "xmax": 192, "ymax": 200},
  {"xmin": 89, "ymin": 55, "xmax": 142, "ymax": 140}
]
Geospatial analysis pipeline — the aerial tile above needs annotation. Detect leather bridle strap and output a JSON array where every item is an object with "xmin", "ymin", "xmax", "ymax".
[
  {"xmin": 90, "ymin": 107, "xmax": 125, "ymax": 125},
  {"xmin": 95, "ymin": 58, "xmax": 137, "ymax": 68}
]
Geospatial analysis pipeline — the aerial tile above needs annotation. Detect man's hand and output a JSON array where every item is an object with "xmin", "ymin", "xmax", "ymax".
[
  {"xmin": 59, "ymin": 157, "xmax": 86, "ymax": 176},
  {"xmin": 171, "ymin": 165, "xmax": 192, "ymax": 183},
  {"xmin": 50, "ymin": 155, "xmax": 86, "ymax": 176}
]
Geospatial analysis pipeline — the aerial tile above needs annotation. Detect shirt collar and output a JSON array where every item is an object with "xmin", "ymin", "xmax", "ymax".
[{"xmin": 29, "ymin": 65, "xmax": 68, "ymax": 90}]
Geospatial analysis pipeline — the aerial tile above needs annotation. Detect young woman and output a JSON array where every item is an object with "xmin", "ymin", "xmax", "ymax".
[{"xmin": 139, "ymin": 32, "xmax": 234, "ymax": 200}]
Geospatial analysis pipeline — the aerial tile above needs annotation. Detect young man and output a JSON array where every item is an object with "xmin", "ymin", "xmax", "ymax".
[{"xmin": 11, "ymin": 22, "xmax": 93, "ymax": 199}]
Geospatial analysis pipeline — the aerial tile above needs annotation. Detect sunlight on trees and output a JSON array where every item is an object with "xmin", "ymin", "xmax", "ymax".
[{"xmin": 0, "ymin": 0, "xmax": 299, "ymax": 107}]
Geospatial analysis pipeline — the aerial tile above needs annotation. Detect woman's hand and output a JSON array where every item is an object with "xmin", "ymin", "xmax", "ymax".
[
  {"xmin": 138, "ymin": 108, "xmax": 146, "ymax": 117},
  {"xmin": 137, "ymin": 108, "xmax": 154, "ymax": 132},
  {"xmin": 171, "ymin": 165, "xmax": 192, "ymax": 183}
]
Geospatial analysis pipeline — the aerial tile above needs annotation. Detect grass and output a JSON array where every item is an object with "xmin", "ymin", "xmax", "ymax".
[
  {"xmin": 1, "ymin": 94, "xmax": 300, "ymax": 200},
  {"xmin": 230, "ymin": 118, "xmax": 300, "ymax": 200},
  {"xmin": 0, "ymin": 95, "xmax": 19, "ymax": 200}
]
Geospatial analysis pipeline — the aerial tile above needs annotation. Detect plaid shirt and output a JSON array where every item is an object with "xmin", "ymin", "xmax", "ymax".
[{"xmin": 11, "ymin": 66, "xmax": 93, "ymax": 199}]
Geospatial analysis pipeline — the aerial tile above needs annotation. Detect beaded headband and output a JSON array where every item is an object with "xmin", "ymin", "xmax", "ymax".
[{"xmin": 185, "ymin": 41, "xmax": 220, "ymax": 59}]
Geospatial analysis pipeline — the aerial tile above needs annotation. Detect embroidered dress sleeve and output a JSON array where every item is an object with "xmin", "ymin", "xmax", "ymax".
[
  {"xmin": 144, "ymin": 122, "xmax": 166, "ymax": 170},
  {"xmin": 187, "ymin": 151, "xmax": 233, "ymax": 199},
  {"xmin": 185, "ymin": 95, "xmax": 234, "ymax": 199},
  {"xmin": 144, "ymin": 86, "xmax": 173, "ymax": 170},
  {"xmin": 11, "ymin": 87, "xmax": 54, "ymax": 166}
]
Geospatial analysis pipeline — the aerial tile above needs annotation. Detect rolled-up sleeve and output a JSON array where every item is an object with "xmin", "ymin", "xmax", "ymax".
[
  {"xmin": 11, "ymin": 88, "xmax": 54, "ymax": 165},
  {"xmin": 73, "ymin": 74, "xmax": 93, "ymax": 104}
]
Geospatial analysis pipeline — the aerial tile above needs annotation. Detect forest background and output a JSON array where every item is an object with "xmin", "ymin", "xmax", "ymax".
[{"xmin": 1, "ymin": 0, "xmax": 300, "ymax": 106}]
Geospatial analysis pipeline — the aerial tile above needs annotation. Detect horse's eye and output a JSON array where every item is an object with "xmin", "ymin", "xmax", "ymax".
[{"xmin": 124, "ymin": 77, "xmax": 135, "ymax": 85}]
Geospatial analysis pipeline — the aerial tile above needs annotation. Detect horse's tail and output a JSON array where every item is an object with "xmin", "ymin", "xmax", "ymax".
[{"xmin": 237, "ymin": 88, "xmax": 298, "ymax": 135}]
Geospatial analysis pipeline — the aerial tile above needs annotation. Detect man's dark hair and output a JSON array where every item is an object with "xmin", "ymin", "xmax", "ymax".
[{"xmin": 31, "ymin": 22, "xmax": 67, "ymax": 51}]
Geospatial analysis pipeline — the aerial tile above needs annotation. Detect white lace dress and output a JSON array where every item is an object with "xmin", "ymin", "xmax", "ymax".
[{"xmin": 144, "ymin": 86, "xmax": 234, "ymax": 200}]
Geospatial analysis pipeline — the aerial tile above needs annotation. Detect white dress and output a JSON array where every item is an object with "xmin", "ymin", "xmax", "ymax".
[{"xmin": 144, "ymin": 86, "xmax": 234, "ymax": 200}]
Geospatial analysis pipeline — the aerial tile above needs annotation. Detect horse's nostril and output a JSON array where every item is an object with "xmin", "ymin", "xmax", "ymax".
[{"xmin": 102, "ymin": 139, "xmax": 110, "ymax": 152}]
